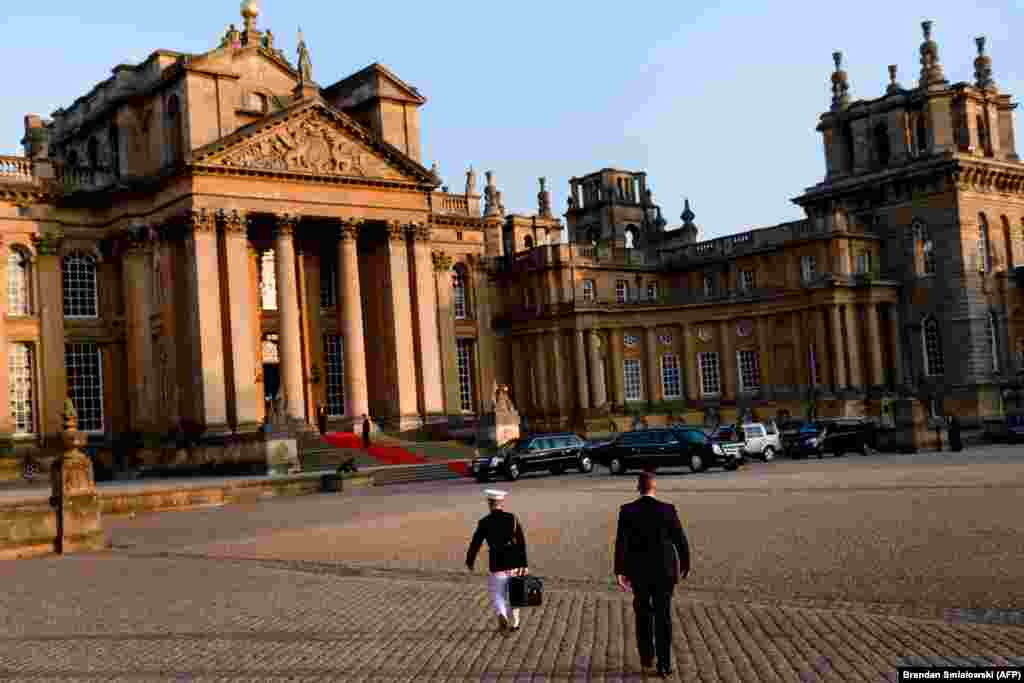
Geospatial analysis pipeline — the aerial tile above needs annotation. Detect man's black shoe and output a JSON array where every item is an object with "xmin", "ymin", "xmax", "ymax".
[
  {"xmin": 657, "ymin": 664, "xmax": 674, "ymax": 677},
  {"xmin": 640, "ymin": 658, "xmax": 654, "ymax": 673}
]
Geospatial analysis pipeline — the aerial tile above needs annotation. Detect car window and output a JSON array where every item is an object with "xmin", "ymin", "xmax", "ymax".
[
  {"xmin": 619, "ymin": 433, "xmax": 642, "ymax": 446},
  {"xmin": 663, "ymin": 431, "xmax": 680, "ymax": 445},
  {"xmin": 682, "ymin": 430, "xmax": 707, "ymax": 445},
  {"xmin": 532, "ymin": 439, "xmax": 549, "ymax": 451},
  {"xmin": 765, "ymin": 423, "xmax": 778, "ymax": 435},
  {"xmin": 744, "ymin": 426, "xmax": 765, "ymax": 438}
]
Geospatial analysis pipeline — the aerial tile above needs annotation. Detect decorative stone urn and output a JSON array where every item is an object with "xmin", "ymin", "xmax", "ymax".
[{"xmin": 49, "ymin": 398, "xmax": 104, "ymax": 554}]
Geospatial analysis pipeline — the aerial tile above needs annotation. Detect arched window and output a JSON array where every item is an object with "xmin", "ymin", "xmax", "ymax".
[
  {"xmin": 624, "ymin": 226, "xmax": 637, "ymax": 250},
  {"xmin": 524, "ymin": 235, "xmax": 533, "ymax": 250},
  {"xmin": 922, "ymin": 316, "xmax": 944, "ymax": 377},
  {"xmin": 873, "ymin": 122, "xmax": 890, "ymax": 166},
  {"xmin": 989, "ymin": 311, "xmax": 1000, "ymax": 373},
  {"xmin": 62, "ymin": 251, "xmax": 98, "ymax": 318},
  {"xmin": 7, "ymin": 247, "xmax": 32, "ymax": 316},
  {"xmin": 978, "ymin": 213, "xmax": 991, "ymax": 273},
  {"xmin": 165, "ymin": 94, "xmax": 183, "ymax": 165},
  {"xmin": 452, "ymin": 266, "xmax": 468, "ymax": 320}
]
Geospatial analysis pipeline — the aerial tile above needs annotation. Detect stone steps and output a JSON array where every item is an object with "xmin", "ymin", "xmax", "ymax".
[{"xmin": 370, "ymin": 462, "xmax": 467, "ymax": 486}]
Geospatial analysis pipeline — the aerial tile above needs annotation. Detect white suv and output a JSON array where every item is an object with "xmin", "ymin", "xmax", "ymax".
[{"xmin": 741, "ymin": 422, "xmax": 782, "ymax": 461}]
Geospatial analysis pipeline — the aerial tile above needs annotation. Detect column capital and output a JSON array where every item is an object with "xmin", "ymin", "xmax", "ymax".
[
  {"xmin": 337, "ymin": 218, "xmax": 362, "ymax": 241},
  {"xmin": 407, "ymin": 223, "xmax": 432, "ymax": 242},
  {"xmin": 120, "ymin": 223, "xmax": 159, "ymax": 255},
  {"xmin": 31, "ymin": 229, "xmax": 64, "ymax": 256},
  {"xmin": 219, "ymin": 209, "xmax": 249, "ymax": 235},
  {"xmin": 431, "ymin": 250, "xmax": 453, "ymax": 272},
  {"xmin": 273, "ymin": 213, "xmax": 300, "ymax": 238},
  {"xmin": 184, "ymin": 208, "xmax": 217, "ymax": 234},
  {"xmin": 386, "ymin": 221, "xmax": 406, "ymax": 242}
]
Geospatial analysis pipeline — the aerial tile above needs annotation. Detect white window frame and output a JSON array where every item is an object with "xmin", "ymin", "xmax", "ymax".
[
  {"xmin": 661, "ymin": 353, "xmax": 681, "ymax": 400},
  {"xmin": 615, "ymin": 279, "xmax": 628, "ymax": 304},
  {"xmin": 702, "ymin": 275, "xmax": 714, "ymax": 297},
  {"xmin": 9, "ymin": 342, "xmax": 36, "ymax": 436},
  {"xmin": 65, "ymin": 342, "xmax": 104, "ymax": 433},
  {"xmin": 8, "ymin": 248, "xmax": 32, "ymax": 317},
  {"xmin": 62, "ymin": 251, "xmax": 98, "ymax": 319},
  {"xmin": 737, "ymin": 349, "xmax": 761, "ymax": 393},
  {"xmin": 922, "ymin": 316, "xmax": 944, "ymax": 377},
  {"xmin": 698, "ymin": 351, "xmax": 721, "ymax": 397},
  {"xmin": 582, "ymin": 279, "xmax": 595, "ymax": 302},
  {"xmin": 456, "ymin": 338, "xmax": 475, "ymax": 413},
  {"xmin": 740, "ymin": 270, "xmax": 755, "ymax": 292},
  {"xmin": 623, "ymin": 358, "xmax": 643, "ymax": 402},
  {"xmin": 323, "ymin": 334, "xmax": 345, "ymax": 417},
  {"xmin": 453, "ymin": 270, "xmax": 468, "ymax": 320},
  {"xmin": 800, "ymin": 255, "xmax": 817, "ymax": 283}
]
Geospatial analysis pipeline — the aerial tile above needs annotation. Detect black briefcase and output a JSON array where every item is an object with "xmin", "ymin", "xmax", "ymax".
[{"xmin": 508, "ymin": 575, "xmax": 543, "ymax": 608}]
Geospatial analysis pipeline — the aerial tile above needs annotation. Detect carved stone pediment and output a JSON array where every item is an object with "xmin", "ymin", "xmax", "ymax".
[{"xmin": 194, "ymin": 104, "xmax": 431, "ymax": 184}]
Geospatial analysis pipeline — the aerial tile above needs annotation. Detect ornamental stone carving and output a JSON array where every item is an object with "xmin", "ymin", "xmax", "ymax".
[
  {"xmin": 408, "ymin": 223, "xmax": 432, "ymax": 242},
  {"xmin": 696, "ymin": 325, "xmax": 713, "ymax": 343},
  {"xmin": 185, "ymin": 208, "xmax": 216, "ymax": 233},
  {"xmin": 338, "ymin": 218, "xmax": 361, "ymax": 241},
  {"xmin": 31, "ymin": 230, "xmax": 64, "ymax": 255},
  {"xmin": 220, "ymin": 209, "xmax": 248, "ymax": 234},
  {"xmin": 432, "ymin": 251, "xmax": 453, "ymax": 272},
  {"xmin": 212, "ymin": 110, "xmax": 394, "ymax": 178},
  {"xmin": 274, "ymin": 213, "xmax": 299, "ymax": 237},
  {"xmin": 386, "ymin": 221, "xmax": 405, "ymax": 242}
]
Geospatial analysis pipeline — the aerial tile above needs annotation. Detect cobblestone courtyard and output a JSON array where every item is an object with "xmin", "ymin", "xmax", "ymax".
[{"xmin": 1, "ymin": 447, "xmax": 1023, "ymax": 680}]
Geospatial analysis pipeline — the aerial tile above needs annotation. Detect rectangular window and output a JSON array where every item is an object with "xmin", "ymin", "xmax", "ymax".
[
  {"xmin": 582, "ymin": 279, "xmax": 595, "ymax": 302},
  {"xmin": 323, "ymin": 334, "xmax": 345, "ymax": 418},
  {"xmin": 737, "ymin": 350, "xmax": 761, "ymax": 392},
  {"xmin": 260, "ymin": 249, "xmax": 277, "ymax": 310},
  {"xmin": 456, "ymin": 339, "xmax": 475, "ymax": 412},
  {"xmin": 698, "ymin": 352, "xmax": 721, "ymax": 396},
  {"xmin": 616, "ymin": 280, "xmax": 628, "ymax": 304},
  {"xmin": 320, "ymin": 258, "xmax": 337, "ymax": 309},
  {"xmin": 661, "ymin": 354, "xmax": 681, "ymax": 400},
  {"xmin": 740, "ymin": 270, "xmax": 755, "ymax": 291},
  {"xmin": 65, "ymin": 342, "xmax": 103, "ymax": 432},
  {"xmin": 703, "ymin": 275, "xmax": 714, "ymax": 297},
  {"xmin": 623, "ymin": 359, "xmax": 643, "ymax": 402},
  {"xmin": 646, "ymin": 281, "xmax": 659, "ymax": 301},
  {"xmin": 801, "ymin": 255, "xmax": 817, "ymax": 282},
  {"xmin": 453, "ymin": 272, "xmax": 468, "ymax": 320},
  {"xmin": 9, "ymin": 343, "xmax": 35, "ymax": 435}
]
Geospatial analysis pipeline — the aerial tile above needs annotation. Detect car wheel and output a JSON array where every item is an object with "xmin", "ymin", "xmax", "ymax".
[
  {"xmin": 505, "ymin": 462, "xmax": 520, "ymax": 481},
  {"xmin": 689, "ymin": 454, "xmax": 705, "ymax": 473},
  {"xmin": 816, "ymin": 449, "xmax": 823, "ymax": 459},
  {"xmin": 724, "ymin": 460, "xmax": 738, "ymax": 471},
  {"xmin": 762, "ymin": 447, "xmax": 775, "ymax": 462},
  {"xmin": 578, "ymin": 456, "xmax": 593, "ymax": 473},
  {"xmin": 608, "ymin": 457, "xmax": 626, "ymax": 475}
]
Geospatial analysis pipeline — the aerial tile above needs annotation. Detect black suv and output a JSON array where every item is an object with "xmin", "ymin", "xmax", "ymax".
[
  {"xmin": 591, "ymin": 427, "xmax": 743, "ymax": 474},
  {"xmin": 471, "ymin": 433, "xmax": 592, "ymax": 482},
  {"xmin": 789, "ymin": 418, "xmax": 877, "ymax": 458}
]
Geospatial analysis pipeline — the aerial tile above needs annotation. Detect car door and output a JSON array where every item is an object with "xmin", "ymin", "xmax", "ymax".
[
  {"xmin": 522, "ymin": 438, "xmax": 544, "ymax": 471},
  {"xmin": 744, "ymin": 425, "xmax": 765, "ymax": 455},
  {"xmin": 662, "ymin": 430, "xmax": 685, "ymax": 466},
  {"xmin": 619, "ymin": 432, "xmax": 646, "ymax": 466},
  {"xmin": 551, "ymin": 436, "xmax": 572, "ymax": 467}
]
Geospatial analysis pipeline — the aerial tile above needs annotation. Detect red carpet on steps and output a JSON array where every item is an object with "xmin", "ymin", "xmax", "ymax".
[{"xmin": 322, "ymin": 433, "xmax": 469, "ymax": 476}]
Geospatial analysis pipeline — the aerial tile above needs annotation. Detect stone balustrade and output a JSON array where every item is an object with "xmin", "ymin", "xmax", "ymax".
[
  {"xmin": 0, "ymin": 156, "xmax": 35, "ymax": 183},
  {"xmin": 0, "ymin": 156, "xmax": 116, "ymax": 193}
]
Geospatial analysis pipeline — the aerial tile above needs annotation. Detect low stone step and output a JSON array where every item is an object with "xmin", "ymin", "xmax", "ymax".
[{"xmin": 371, "ymin": 463, "xmax": 466, "ymax": 486}]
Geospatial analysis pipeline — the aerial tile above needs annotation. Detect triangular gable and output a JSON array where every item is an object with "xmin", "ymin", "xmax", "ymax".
[
  {"xmin": 190, "ymin": 99, "xmax": 435, "ymax": 185},
  {"xmin": 323, "ymin": 63, "xmax": 427, "ymax": 107}
]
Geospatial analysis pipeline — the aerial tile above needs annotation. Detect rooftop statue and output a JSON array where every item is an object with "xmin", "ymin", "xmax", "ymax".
[{"xmin": 297, "ymin": 29, "xmax": 313, "ymax": 83}]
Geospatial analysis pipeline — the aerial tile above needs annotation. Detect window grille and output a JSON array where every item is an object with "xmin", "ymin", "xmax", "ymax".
[
  {"xmin": 456, "ymin": 339, "xmax": 475, "ymax": 412},
  {"xmin": 647, "ymin": 281, "xmax": 659, "ymax": 301},
  {"xmin": 260, "ymin": 249, "xmax": 277, "ymax": 310},
  {"xmin": 9, "ymin": 343, "xmax": 35, "ymax": 435},
  {"xmin": 8, "ymin": 248, "xmax": 31, "ymax": 316},
  {"xmin": 323, "ymin": 334, "xmax": 345, "ymax": 417},
  {"xmin": 623, "ymin": 359, "xmax": 643, "ymax": 402},
  {"xmin": 740, "ymin": 270, "xmax": 755, "ymax": 291},
  {"xmin": 582, "ymin": 279, "xmax": 595, "ymax": 302},
  {"xmin": 800, "ymin": 255, "xmax": 817, "ymax": 283},
  {"xmin": 65, "ymin": 343, "xmax": 103, "ymax": 432},
  {"xmin": 698, "ymin": 352, "xmax": 721, "ymax": 396},
  {"xmin": 978, "ymin": 214, "xmax": 991, "ymax": 274},
  {"xmin": 320, "ymin": 258, "xmax": 337, "ymax": 309},
  {"xmin": 923, "ymin": 317, "xmax": 944, "ymax": 377},
  {"xmin": 661, "ymin": 354, "xmax": 681, "ymax": 400},
  {"xmin": 615, "ymin": 280, "xmax": 628, "ymax": 304},
  {"xmin": 453, "ymin": 270, "xmax": 467, "ymax": 319},
  {"xmin": 923, "ymin": 239, "xmax": 936, "ymax": 274},
  {"xmin": 703, "ymin": 275, "xmax": 713, "ymax": 297},
  {"xmin": 738, "ymin": 350, "xmax": 761, "ymax": 392},
  {"xmin": 63, "ymin": 252, "xmax": 98, "ymax": 318}
]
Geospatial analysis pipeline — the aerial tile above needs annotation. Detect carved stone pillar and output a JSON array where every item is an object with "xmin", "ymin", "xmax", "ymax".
[
  {"xmin": 533, "ymin": 333, "xmax": 550, "ymax": 415},
  {"xmin": 408, "ymin": 225, "xmax": 444, "ymax": 418},
  {"xmin": 248, "ymin": 245, "xmax": 265, "ymax": 424},
  {"xmin": 220, "ymin": 210, "xmax": 261, "ymax": 430},
  {"xmin": 645, "ymin": 327, "xmax": 660, "ymax": 405},
  {"xmin": 888, "ymin": 305, "xmax": 905, "ymax": 389},
  {"xmin": 336, "ymin": 220, "xmax": 370, "ymax": 424},
  {"xmin": 30, "ymin": 231, "xmax": 66, "ymax": 443},
  {"xmin": 791, "ymin": 313, "xmax": 808, "ymax": 394},
  {"xmin": 431, "ymin": 251, "xmax": 460, "ymax": 415},
  {"xmin": 719, "ymin": 320, "xmax": 737, "ymax": 399},
  {"xmin": 845, "ymin": 304, "xmax": 865, "ymax": 391},
  {"xmin": 182, "ymin": 209, "xmax": 228, "ymax": 433},
  {"xmin": 814, "ymin": 308, "xmax": 833, "ymax": 391},
  {"xmin": 683, "ymin": 325, "xmax": 699, "ymax": 402},
  {"xmin": 550, "ymin": 331, "xmax": 567, "ymax": 420},
  {"xmin": 587, "ymin": 329, "xmax": 608, "ymax": 408},
  {"xmin": 830, "ymin": 305, "xmax": 849, "ymax": 388},
  {"xmin": 384, "ymin": 222, "xmax": 419, "ymax": 426},
  {"xmin": 755, "ymin": 316, "xmax": 772, "ymax": 397},
  {"xmin": 609, "ymin": 329, "xmax": 625, "ymax": 406},
  {"xmin": 273, "ymin": 213, "xmax": 305, "ymax": 423},
  {"xmin": 865, "ymin": 302, "xmax": 886, "ymax": 389},
  {"xmin": 574, "ymin": 329, "xmax": 590, "ymax": 412},
  {"xmin": 121, "ymin": 227, "xmax": 156, "ymax": 434},
  {"xmin": 469, "ymin": 256, "xmax": 496, "ymax": 417}
]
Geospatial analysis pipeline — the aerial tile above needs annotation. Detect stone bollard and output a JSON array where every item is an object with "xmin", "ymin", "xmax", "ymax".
[{"xmin": 49, "ymin": 398, "xmax": 104, "ymax": 554}]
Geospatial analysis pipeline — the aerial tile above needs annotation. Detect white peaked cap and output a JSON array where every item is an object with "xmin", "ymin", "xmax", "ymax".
[{"xmin": 484, "ymin": 489, "xmax": 508, "ymax": 501}]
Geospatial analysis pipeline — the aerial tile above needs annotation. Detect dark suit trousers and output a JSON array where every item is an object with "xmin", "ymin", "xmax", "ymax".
[{"xmin": 632, "ymin": 580, "xmax": 674, "ymax": 667}]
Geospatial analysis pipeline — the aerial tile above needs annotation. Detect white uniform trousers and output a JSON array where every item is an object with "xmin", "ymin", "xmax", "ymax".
[{"xmin": 488, "ymin": 570, "xmax": 522, "ymax": 627}]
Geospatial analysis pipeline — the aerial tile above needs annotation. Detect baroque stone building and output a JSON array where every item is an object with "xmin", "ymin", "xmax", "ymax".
[{"xmin": 0, "ymin": 11, "xmax": 1021, "ymax": 478}]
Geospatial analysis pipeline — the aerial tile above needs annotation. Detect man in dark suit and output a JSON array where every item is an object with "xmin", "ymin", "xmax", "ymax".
[{"xmin": 614, "ymin": 471, "xmax": 690, "ymax": 677}]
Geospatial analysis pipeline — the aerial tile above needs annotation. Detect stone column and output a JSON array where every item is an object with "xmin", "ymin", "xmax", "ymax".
[
  {"xmin": 336, "ymin": 220, "xmax": 370, "ymax": 423},
  {"xmin": 683, "ymin": 325, "xmax": 699, "ymax": 401},
  {"xmin": 121, "ymin": 228, "xmax": 156, "ymax": 434},
  {"xmin": 533, "ymin": 333, "xmax": 550, "ymax": 415},
  {"xmin": 513, "ymin": 336, "xmax": 533, "ymax": 414},
  {"xmin": 470, "ymin": 256, "xmax": 496, "ymax": 416},
  {"xmin": 384, "ymin": 222, "xmax": 419, "ymax": 425},
  {"xmin": 431, "ymin": 251, "xmax": 460, "ymax": 415},
  {"xmin": 302, "ymin": 249, "xmax": 324, "ymax": 415},
  {"xmin": 791, "ymin": 313, "xmax": 808, "ymax": 393},
  {"xmin": 549, "ymin": 331, "xmax": 567, "ymax": 420},
  {"xmin": 865, "ymin": 302, "xmax": 886, "ymax": 389},
  {"xmin": 755, "ymin": 316, "xmax": 772, "ymax": 397},
  {"xmin": 0, "ymin": 237, "xmax": 10, "ymax": 438},
  {"xmin": 248, "ymin": 245, "xmax": 265, "ymax": 424},
  {"xmin": 588, "ymin": 329, "xmax": 608, "ymax": 408},
  {"xmin": 814, "ymin": 308, "xmax": 833, "ymax": 391},
  {"xmin": 220, "ymin": 210, "xmax": 261, "ymax": 430},
  {"xmin": 31, "ymin": 231, "xmax": 67, "ymax": 443},
  {"xmin": 829, "ymin": 305, "xmax": 849, "ymax": 389},
  {"xmin": 888, "ymin": 305, "xmax": 905, "ymax": 388},
  {"xmin": 574, "ymin": 330, "xmax": 590, "ymax": 411},
  {"xmin": 183, "ymin": 210, "xmax": 229, "ymax": 433},
  {"xmin": 408, "ymin": 225, "xmax": 444, "ymax": 418},
  {"xmin": 273, "ymin": 213, "xmax": 305, "ymax": 423},
  {"xmin": 719, "ymin": 320, "xmax": 737, "ymax": 399},
  {"xmin": 609, "ymin": 329, "xmax": 625, "ymax": 406},
  {"xmin": 845, "ymin": 304, "xmax": 865, "ymax": 391},
  {"xmin": 645, "ymin": 327, "xmax": 660, "ymax": 405}
]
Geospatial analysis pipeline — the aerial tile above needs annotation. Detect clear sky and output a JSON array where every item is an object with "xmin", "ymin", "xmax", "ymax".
[{"xmin": 1, "ymin": 1, "xmax": 1020, "ymax": 240}]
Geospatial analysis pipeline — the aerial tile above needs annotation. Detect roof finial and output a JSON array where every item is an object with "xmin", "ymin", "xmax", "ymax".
[
  {"xmin": 887, "ymin": 64, "xmax": 902, "ymax": 94},
  {"xmin": 918, "ymin": 20, "xmax": 945, "ymax": 88},
  {"xmin": 241, "ymin": 0, "xmax": 259, "ymax": 31},
  {"xmin": 537, "ymin": 177, "xmax": 552, "ymax": 218},
  {"xmin": 974, "ymin": 36, "xmax": 996, "ymax": 90},
  {"xmin": 830, "ymin": 51, "xmax": 850, "ymax": 111},
  {"xmin": 681, "ymin": 198, "xmax": 695, "ymax": 225},
  {"xmin": 465, "ymin": 166, "xmax": 477, "ymax": 196},
  {"xmin": 297, "ymin": 28, "xmax": 313, "ymax": 84}
]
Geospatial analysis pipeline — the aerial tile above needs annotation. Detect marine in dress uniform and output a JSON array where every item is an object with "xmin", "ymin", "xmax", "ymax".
[{"xmin": 466, "ymin": 489, "xmax": 529, "ymax": 632}]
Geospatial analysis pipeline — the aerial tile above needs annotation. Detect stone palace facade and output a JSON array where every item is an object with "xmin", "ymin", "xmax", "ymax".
[{"xmin": 0, "ymin": 7, "xmax": 1022, "ymax": 477}]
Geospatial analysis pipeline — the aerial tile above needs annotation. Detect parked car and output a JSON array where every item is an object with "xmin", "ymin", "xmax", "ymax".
[
  {"xmin": 788, "ymin": 418, "xmax": 877, "ymax": 458},
  {"xmin": 739, "ymin": 422, "xmax": 783, "ymax": 461},
  {"xmin": 778, "ymin": 420, "xmax": 808, "ymax": 455},
  {"xmin": 591, "ymin": 427, "xmax": 743, "ymax": 475},
  {"xmin": 471, "ymin": 433, "xmax": 592, "ymax": 482},
  {"xmin": 1008, "ymin": 414, "xmax": 1024, "ymax": 443},
  {"xmin": 709, "ymin": 426, "xmax": 748, "ymax": 463}
]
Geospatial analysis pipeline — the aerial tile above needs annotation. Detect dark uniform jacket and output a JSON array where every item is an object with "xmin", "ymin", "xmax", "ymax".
[
  {"xmin": 466, "ymin": 509, "xmax": 528, "ymax": 573},
  {"xmin": 614, "ymin": 496, "xmax": 690, "ymax": 585}
]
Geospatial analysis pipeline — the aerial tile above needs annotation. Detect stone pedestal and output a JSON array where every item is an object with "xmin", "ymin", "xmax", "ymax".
[
  {"xmin": 49, "ymin": 400, "xmax": 104, "ymax": 554},
  {"xmin": 476, "ymin": 384, "xmax": 521, "ymax": 449},
  {"xmin": 263, "ymin": 436, "xmax": 300, "ymax": 475}
]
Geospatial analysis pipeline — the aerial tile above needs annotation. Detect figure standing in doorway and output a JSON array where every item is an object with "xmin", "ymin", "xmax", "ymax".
[{"xmin": 361, "ymin": 414, "xmax": 371, "ymax": 450}]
